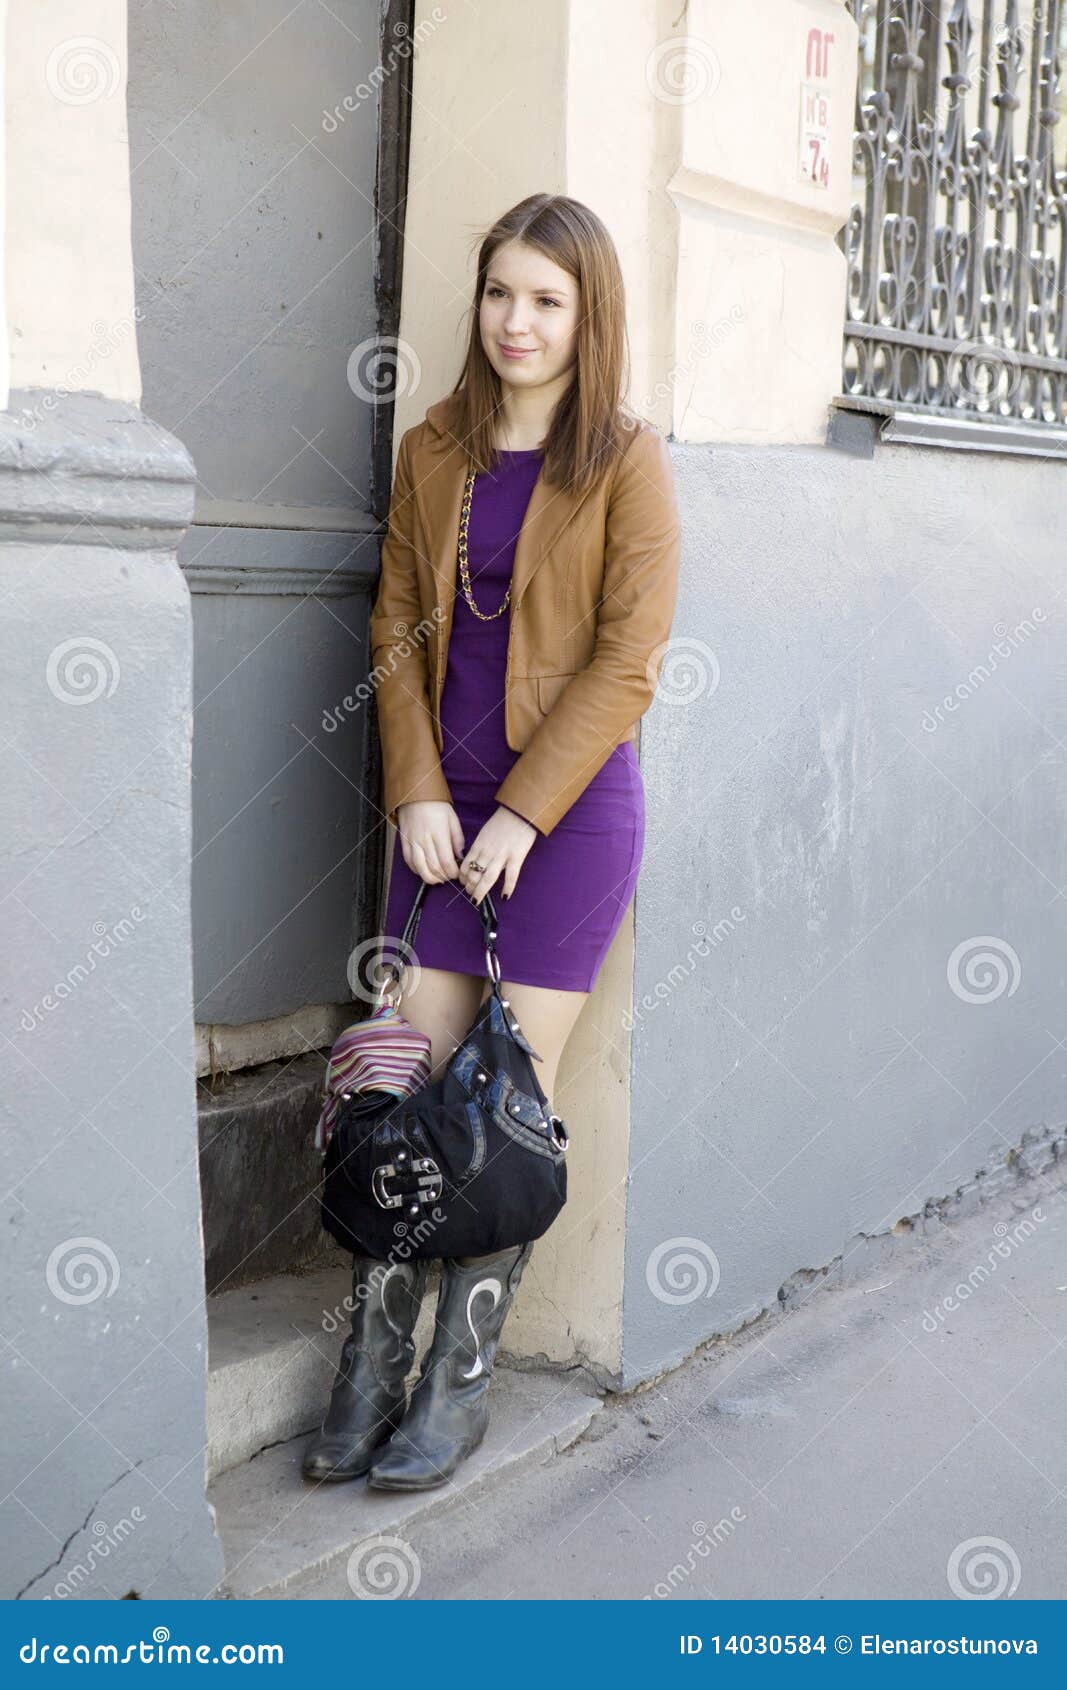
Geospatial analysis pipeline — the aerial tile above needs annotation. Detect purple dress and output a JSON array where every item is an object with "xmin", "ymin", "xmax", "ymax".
[{"xmin": 383, "ymin": 447, "xmax": 645, "ymax": 992}]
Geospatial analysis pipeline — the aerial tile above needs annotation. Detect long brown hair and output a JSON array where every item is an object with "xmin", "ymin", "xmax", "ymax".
[{"xmin": 447, "ymin": 194, "xmax": 640, "ymax": 499}]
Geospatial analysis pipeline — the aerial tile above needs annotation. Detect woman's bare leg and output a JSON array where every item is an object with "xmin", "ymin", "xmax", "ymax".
[
  {"xmin": 478, "ymin": 978, "xmax": 589, "ymax": 1112},
  {"xmin": 398, "ymin": 965, "xmax": 484, "ymax": 1080},
  {"xmin": 395, "ymin": 969, "xmax": 586, "ymax": 1100}
]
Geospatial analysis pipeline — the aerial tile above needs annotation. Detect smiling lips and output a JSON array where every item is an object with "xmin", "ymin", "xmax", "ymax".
[{"xmin": 500, "ymin": 345, "xmax": 536, "ymax": 359}]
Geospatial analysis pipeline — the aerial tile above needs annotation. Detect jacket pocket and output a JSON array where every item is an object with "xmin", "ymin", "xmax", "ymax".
[{"xmin": 535, "ymin": 671, "xmax": 578, "ymax": 715}]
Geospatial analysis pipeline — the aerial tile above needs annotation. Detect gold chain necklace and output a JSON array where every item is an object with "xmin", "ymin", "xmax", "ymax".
[{"xmin": 457, "ymin": 462, "xmax": 511, "ymax": 621}]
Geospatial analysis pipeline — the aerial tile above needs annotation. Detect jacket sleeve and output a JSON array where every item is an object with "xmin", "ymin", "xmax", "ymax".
[
  {"xmin": 368, "ymin": 426, "xmax": 453, "ymax": 827},
  {"xmin": 493, "ymin": 426, "xmax": 682, "ymax": 837}
]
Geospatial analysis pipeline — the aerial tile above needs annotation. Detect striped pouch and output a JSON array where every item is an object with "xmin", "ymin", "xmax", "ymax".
[{"xmin": 314, "ymin": 1003, "xmax": 432, "ymax": 1153}]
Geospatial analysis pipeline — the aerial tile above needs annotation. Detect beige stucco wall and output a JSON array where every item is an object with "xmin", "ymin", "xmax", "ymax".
[
  {"xmin": 5, "ymin": 2, "xmax": 140, "ymax": 402},
  {"xmin": 666, "ymin": 0, "xmax": 856, "ymax": 444},
  {"xmin": 392, "ymin": 0, "xmax": 683, "ymax": 1379}
]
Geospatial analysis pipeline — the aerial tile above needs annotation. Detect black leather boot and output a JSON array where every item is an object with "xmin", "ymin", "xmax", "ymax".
[
  {"xmin": 366, "ymin": 1240, "xmax": 535, "ymax": 1491},
  {"xmin": 301, "ymin": 1253, "xmax": 429, "ymax": 1483}
]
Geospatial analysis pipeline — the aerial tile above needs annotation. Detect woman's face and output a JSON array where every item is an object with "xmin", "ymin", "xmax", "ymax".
[{"xmin": 479, "ymin": 240, "xmax": 579, "ymax": 392}]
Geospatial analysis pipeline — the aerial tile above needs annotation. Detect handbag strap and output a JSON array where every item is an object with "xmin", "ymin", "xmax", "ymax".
[{"xmin": 377, "ymin": 881, "xmax": 501, "ymax": 1007}]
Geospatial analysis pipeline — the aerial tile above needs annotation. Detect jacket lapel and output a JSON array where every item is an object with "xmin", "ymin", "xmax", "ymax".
[{"xmin": 409, "ymin": 429, "xmax": 594, "ymax": 643}]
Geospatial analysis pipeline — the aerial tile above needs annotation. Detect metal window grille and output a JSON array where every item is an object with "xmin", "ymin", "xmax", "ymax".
[{"xmin": 842, "ymin": 0, "xmax": 1067, "ymax": 435}]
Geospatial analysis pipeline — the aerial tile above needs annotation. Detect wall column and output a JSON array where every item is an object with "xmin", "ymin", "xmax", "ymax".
[{"xmin": 0, "ymin": 4, "xmax": 223, "ymax": 1596}]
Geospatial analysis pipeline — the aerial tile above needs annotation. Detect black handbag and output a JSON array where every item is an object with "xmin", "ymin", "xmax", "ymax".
[{"xmin": 319, "ymin": 880, "xmax": 570, "ymax": 1259}]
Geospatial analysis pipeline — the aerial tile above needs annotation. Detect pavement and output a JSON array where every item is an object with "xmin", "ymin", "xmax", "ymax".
[{"xmin": 275, "ymin": 1157, "xmax": 1067, "ymax": 1600}]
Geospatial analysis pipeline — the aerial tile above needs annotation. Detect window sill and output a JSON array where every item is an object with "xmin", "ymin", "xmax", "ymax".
[{"xmin": 828, "ymin": 396, "xmax": 1067, "ymax": 462}]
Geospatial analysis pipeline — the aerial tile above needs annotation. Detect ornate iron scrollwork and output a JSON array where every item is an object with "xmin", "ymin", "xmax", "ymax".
[{"xmin": 843, "ymin": 0, "xmax": 1067, "ymax": 427}]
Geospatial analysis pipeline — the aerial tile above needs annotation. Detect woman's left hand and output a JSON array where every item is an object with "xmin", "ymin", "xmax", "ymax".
[{"xmin": 459, "ymin": 805, "xmax": 538, "ymax": 904}]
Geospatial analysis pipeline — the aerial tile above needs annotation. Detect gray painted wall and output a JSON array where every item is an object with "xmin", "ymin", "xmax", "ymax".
[
  {"xmin": 0, "ymin": 392, "xmax": 224, "ymax": 1599},
  {"xmin": 128, "ymin": 0, "xmax": 380, "ymax": 516},
  {"xmin": 128, "ymin": 0, "xmax": 384, "ymax": 1029},
  {"xmin": 625, "ymin": 434, "xmax": 1066, "ymax": 1386},
  {"xmin": 182, "ymin": 570, "xmax": 377, "ymax": 1025}
]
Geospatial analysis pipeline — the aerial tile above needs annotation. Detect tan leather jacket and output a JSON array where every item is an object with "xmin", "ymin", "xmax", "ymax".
[{"xmin": 369, "ymin": 394, "xmax": 682, "ymax": 836}]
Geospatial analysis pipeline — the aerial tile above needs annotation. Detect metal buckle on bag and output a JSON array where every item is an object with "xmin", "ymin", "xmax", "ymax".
[
  {"xmin": 371, "ymin": 1156, "xmax": 442, "ymax": 1210},
  {"xmin": 547, "ymin": 1114, "xmax": 569, "ymax": 1153},
  {"xmin": 485, "ymin": 935, "xmax": 502, "ymax": 985}
]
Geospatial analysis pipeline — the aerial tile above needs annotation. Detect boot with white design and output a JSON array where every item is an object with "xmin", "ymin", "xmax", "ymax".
[{"xmin": 366, "ymin": 1240, "xmax": 535, "ymax": 1491}]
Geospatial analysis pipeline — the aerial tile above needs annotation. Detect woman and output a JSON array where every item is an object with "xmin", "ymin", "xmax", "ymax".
[{"xmin": 303, "ymin": 192, "xmax": 681, "ymax": 1494}]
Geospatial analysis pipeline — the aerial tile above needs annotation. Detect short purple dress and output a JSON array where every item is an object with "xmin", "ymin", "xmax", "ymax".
[{"xmin": 383, "ymin": 447, "xmax": 645, "ymax": 992}]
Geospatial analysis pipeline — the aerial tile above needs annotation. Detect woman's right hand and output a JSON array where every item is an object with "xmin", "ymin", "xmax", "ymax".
[{"xmin": 395, "ymin": 800, "xmax": 466, "ymax": 884}]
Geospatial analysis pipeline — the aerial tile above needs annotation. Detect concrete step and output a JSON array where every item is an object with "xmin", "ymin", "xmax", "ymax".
[
  {"xmin": 198, "ymin": 1055, "xmax": 332, "ymax": 1295},
  {"xmin": 208, "ymin": 1366, "xmax": 603, "ymax": 1599}
]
